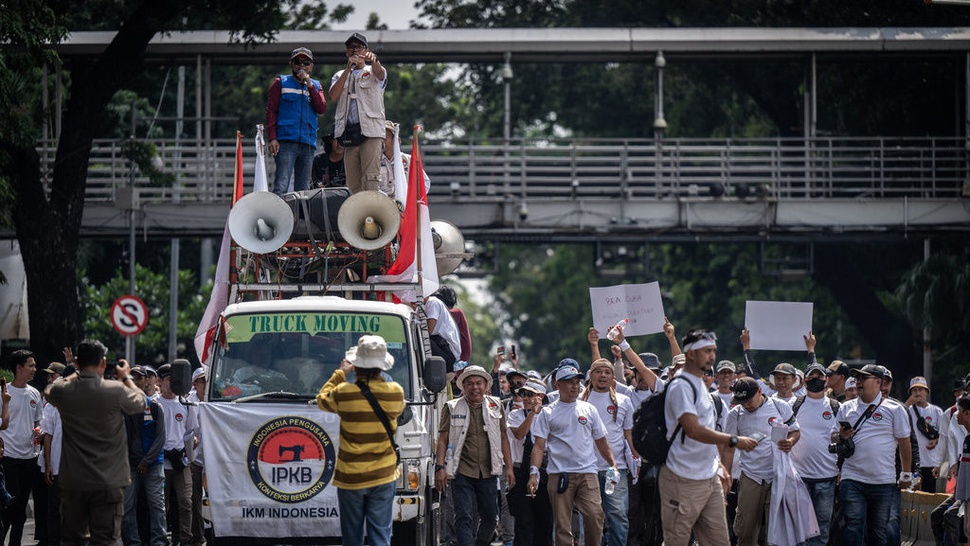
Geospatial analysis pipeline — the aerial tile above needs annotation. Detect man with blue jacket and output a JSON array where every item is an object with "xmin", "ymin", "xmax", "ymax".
[{"xmin": 266, "ymin": 47, "xmax": 328, "ymax": 196}]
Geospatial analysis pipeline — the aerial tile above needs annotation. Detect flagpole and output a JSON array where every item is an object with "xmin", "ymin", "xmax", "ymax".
[{"xmin": 413, "ymin": 126, "xmax": 424, "ymax": 299}]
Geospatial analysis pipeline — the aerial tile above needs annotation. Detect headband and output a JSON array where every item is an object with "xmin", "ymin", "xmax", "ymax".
[{"xmin": 683, "ymin": 339, "xmax": 716, "ymax": 351}]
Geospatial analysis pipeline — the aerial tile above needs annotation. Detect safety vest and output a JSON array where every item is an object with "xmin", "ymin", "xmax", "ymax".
[
  {"xmin": 445, "ymin": 396, "xmax": 505, "ymax": 479},
  {"xmin": 277, "ymin": 74, "xmax": 320, "ymax": 146}
]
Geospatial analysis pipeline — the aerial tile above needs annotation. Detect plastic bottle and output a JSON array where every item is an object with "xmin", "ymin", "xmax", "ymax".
[
  {"xmin": 605, "ymin": 467, "xmax": 617, "ymax": 495},
  {"xmin": 606, "ymin": 319, "xmax": 629, "ymax": 342}
]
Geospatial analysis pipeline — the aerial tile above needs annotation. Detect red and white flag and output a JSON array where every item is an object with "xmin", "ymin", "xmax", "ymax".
[
  {"xmin": 370, "ymin": 126, "xmax": 438, "ymax": 301},
  {"xmin": 194, "ymin": 129, "xmax": 270, "ymax": 364}
]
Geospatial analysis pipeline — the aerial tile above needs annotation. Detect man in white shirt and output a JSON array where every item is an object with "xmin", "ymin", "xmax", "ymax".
[
  {"xmin": 156, "ymin": 363, "xmax": 194, "ymax": 546},
  {"xmin": 581, "ymin": 358, "xmax": 637, "ymax": 546},
  {"xmin": 723, "ymin": 377, "xmax": 800, "ymax": 546},
  {"xmin": 789, "ymin": 363, "xmax": 840, "ymax": 546},
  {"xmin": 0, "ymin": 350, "xmax": 43, "ymax": 546},
  {"xmin": 424, "ymin": 295, "xmax": 461, "ymax": 372},
  {"xmin": 660, "ymin": 329, "xmax": 757, "ymax": 546},
  {"xmin": 527, "ymin": 365, "xmax": 618, "ymax": 546},
  {"xmin": 714, "ymin": 361, "xmax": 736, "ymax": 410},
  {"xmin": 833, "ymin": 364, "xmax": 912, "ymax": 546},
  {"xmin": 905, "ymin": 376, "xmax": 944, "ymax": 493}
]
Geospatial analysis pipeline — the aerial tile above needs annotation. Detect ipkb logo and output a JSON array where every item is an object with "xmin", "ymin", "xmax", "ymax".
[{"xmin": 248, "ymin": 416, "xmax": 336, "ymax": 503}]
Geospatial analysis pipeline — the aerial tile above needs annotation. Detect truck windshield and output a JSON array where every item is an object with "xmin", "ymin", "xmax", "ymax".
[{"xmin": 209, "ymin": 311, "xmax": 412, "ymax": 401}]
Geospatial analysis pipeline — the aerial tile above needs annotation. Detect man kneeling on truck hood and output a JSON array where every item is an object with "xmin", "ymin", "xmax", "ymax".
[{"xmin": 316, "ymin": 335, "xmax": 406, "ymax": 546}]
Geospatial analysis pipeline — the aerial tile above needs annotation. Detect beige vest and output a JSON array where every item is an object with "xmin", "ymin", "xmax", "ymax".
[
  {"xmin": 333, "ymin": 66, "xmax": 386, "ymax": 138},
  {"xmin": 444, "ymin": 396, "xmax": 504, "ymax": 479}
]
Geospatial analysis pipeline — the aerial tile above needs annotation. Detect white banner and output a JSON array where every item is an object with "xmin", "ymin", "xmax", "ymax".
[
  {"xmin": 200, "ymin": 403, "xmax": 342, "ymax": 538},
  {"xmin": 744, "ymin": 301, "xmax": 814, "ymax": 351},
  {"xmin": 589, "ymin": 282, "xmax": 666, "ymax": 338}
]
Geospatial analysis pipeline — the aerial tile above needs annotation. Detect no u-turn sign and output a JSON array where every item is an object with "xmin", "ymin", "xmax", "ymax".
[{"xmin": 110, "ymin": 295, "xmax": 149, "ymax": 337}]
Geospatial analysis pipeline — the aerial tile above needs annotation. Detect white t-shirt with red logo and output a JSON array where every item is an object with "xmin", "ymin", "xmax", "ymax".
[
  {"xmin": 725, "ymin": 396, "xmax": 799, "ymax": 483},
  {"xmin": 532, "ymin": 399, "xmax": 607, "ymax": 474},
  {"xmin": 789, "ymin": 396, "xmax": 839, "ymax": 479},
  {"xmin": 0, "ymin": 384, "xmax": 43, "ymax": 459},
  {"xmin": 909, "ymin": 403, "xmax": 944, "ymax": 468},
  {"xmin": 157, "ymin": 395, "xmax": 192, "ymax": 469},
  {"xmin": 837, "ymin": 393, "xmax": 911, "ymax": 485},
  {"xmin": 585, "ymin": 390, "xmax": 634, "ymax": 471}
]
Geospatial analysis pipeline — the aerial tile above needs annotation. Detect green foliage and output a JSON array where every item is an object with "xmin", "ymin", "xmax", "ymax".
[
  {"xmin": 79, "ymin": 264, "xmax": 207, "ymax": 365},
  {"xmin": 897, "ymin": 250, "xmax": 970, "ymax": 355}
]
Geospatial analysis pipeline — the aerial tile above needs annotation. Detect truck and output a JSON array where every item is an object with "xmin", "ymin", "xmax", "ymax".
[{"xmin": 197, "ymin": 188, "xmax": 451, "ymax": 545}]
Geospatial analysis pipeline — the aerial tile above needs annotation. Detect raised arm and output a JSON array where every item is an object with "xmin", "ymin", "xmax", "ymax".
[
  {"xmin": 588, "ymin": 327, "xmax": 602, "ymax": 362},
  {"xmin": 664, "ymin": 317, "xmax": 682, "ymax": 358}
]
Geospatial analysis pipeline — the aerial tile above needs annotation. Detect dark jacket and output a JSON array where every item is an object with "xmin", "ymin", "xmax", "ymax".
[{"xmin": 124, "ymin": 395, "xmax": 166, "ymax": 468}]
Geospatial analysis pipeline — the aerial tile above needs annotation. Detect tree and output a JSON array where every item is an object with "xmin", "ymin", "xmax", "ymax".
[
  {"xmin": 80, "ymin": 264, "xmax": 207, "ymax": 365},
  {"xmin": 0, "ymin": 0, "xmax": 297, "ymax": 367}
]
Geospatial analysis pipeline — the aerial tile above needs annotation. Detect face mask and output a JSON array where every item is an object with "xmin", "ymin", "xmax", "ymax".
[{"xmin": 805, "ymin": 378, "xmax": 826, "ymax": 393}]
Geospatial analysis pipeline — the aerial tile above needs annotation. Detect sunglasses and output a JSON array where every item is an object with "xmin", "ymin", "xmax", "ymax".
[
  {"xmin": 516, "ymin": 388, "xmax": 539, "ymax": 397},
  {"xmin": 292, "ymin": 58, "xmax": 313, "ymax": 66}
]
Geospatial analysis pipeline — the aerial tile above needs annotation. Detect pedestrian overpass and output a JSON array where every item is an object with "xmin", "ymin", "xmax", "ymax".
[{"xmin": 31, "ymin": 27, "xmax": 970, "ymax": 242}]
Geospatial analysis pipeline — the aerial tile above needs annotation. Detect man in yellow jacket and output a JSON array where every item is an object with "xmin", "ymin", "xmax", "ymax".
[{"xmin": 316, "ymin": 335, "xmax": 405, "ymax": 546}]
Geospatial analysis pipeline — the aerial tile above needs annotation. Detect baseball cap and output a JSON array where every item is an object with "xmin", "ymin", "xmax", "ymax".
[
  {"xmin": 506, "ymin": 368, "xmax": 527, "ymax": 382},
  {"xmin": 771, "ymin": 363, "xmax": 797, "ymax": 376},
  {"xmin": 156, "ymin": 363, "xmax": 172, "ymax": 378},
  {"xmin": 130, "ymin": 365, "xmax": 149, "ymax": 377},
  {"xmin": 345, "ymin": 32, "xmax": 368, "ymax": 49},
  {"xmin": 731, "ymin": 377, "xmax": 760, "ymax": 405},
  {"xmin": 43, "ymin": 362, "xmax": 66, "ymax": 375},
  {"xmin": 805, "ymin": 363, "xmax": 829, "ymax": 377},
  {"xmin": 909, "ymin": 376, "xmax": 929, "ymax": 391},
  {"xmin": 953, "ymin": 379, "xmax": 967, "ymax": 392},
  {"xmin": 192, "ymin": 367, "xmax": 207, "ymax": 382},
  {"xmin": 716, "ymin": 360, "xmax": 737, "ymax": 373},
  {"xmin": 850, "ymin": 364, "xmax": 886, "ymax": 381},
  {"xmin": 498, "ymin": 363, "xmax": 516, "ymax": 376},
  {"xmin": 557, "ymin": 358, "xmax": 580, "ymax": 371},
  {"xmin": 827, "ymin": 360, "xmax": 850, "ymax": 376},
  {"xmin": 525, "ymin": 370, "xmax": 542, "ymax": 381},
  {"xmin": 290, "ymin": 47, "xmax": 313, "ymax": 62},
  {"xmin": 555, "ymin": 366, "xmax": 583, "ymax": 382},
  {"xmin": 880, "ymin": 366, "xmax": 893, "ymax": 381},
  {"xmin": 845, "ymin": 377, "xmax": 857, "ymax": 389}
]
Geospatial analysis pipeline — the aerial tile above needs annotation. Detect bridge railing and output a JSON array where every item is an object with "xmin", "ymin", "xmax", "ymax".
[{"xmin": 38, "ymin": 136, "xmax": 967, "ymax": 204}]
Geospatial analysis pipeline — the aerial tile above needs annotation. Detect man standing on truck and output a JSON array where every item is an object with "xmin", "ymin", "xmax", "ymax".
[{"xmin": 316, "ymin": 335, "xmax": 405, "ymax": 546}]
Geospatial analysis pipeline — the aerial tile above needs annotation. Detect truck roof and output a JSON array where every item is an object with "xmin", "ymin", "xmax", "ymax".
[{"xmin": 222, "ymin": 295, "xmax": 414, "ymax": 319}]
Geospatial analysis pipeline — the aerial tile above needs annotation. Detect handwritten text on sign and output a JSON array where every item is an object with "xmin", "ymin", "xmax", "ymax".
[{"xmin": 589, "ymin": 282, "xmax": 666, "ymax": 338}]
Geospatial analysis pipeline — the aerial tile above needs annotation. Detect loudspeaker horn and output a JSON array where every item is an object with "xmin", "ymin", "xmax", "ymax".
[
  {"xmin": 228, "ymin": 192, "xmax": 295, "ymax": 254},
  {"xmin": 337, "ymin": 191, "xmax": 401, "ymax": 250},
  {"xmin": 430, "ymin": 219, "xmax": 468, "ymax": 276}
]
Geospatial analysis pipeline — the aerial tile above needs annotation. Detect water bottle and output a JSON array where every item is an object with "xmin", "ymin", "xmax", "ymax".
[
  {"xmin": 446, "ymin": 444, "xmax": 453, "ymax": 467},
  {"xmin": 607, "ymin": 319, "xmax": 629, "ymax": 342},
  {"xmin": 605, "ymin": 467, "xmax": 617, "ymax": 495}
]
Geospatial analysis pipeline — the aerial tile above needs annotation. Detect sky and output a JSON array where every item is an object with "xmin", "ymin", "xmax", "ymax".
[{"xmin": 330, "ymin": 0, "xmax": 425, "ymax": 30}]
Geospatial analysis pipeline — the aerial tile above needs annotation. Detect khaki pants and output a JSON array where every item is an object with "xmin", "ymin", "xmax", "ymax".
[
  {"xmin": 61, "ymin": 487, "xmax": 124, "ymax": 546},
  {"xmin": 658, "ymin": 465, "xmax": 730, "ymax": 546},
  {"xmin": 344, "ymin": 137, "xmax": 383, "ymax": 194},
  {"xmin": 547, "ymin": 472, "xmax": 604, "ymax": 546},
  {"xmin": 734, "ymin": 473, "xmax": 771, "ymax": 546}
]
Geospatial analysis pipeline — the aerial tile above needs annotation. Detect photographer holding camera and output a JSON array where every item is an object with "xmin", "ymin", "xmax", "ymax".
[{"xmin": 832, "ymin": 364, "xmax": 912, "ymax": 546}]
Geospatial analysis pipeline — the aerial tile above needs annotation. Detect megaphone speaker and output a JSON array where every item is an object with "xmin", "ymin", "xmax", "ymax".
[
  {"xmin": 337, "ymin": 191, "xmax": 401, "ymax": 250},
  {"xmin": 228, "ymin": 192, "xmax": 295, "ymax": 254},
  {"xmin": 430, "ymin": 219, "xmax": 467, "ymax": 276},
  {"xmin": 170, "ymin": 359, "xmax": 193, "ymax": 397}
]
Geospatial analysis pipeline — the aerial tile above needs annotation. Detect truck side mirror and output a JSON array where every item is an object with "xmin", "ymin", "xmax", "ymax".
[{"xmin": 424, "ymin": 356, "xmax": 447, "ymax": 394}]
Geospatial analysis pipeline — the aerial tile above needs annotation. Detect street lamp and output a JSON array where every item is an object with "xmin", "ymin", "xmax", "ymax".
[{"xmin": 502, "ymin": 52, "xmax": 513, "ymax": 196}]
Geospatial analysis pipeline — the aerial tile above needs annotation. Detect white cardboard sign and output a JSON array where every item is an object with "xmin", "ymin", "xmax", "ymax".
[
  {"xmin": 589, "ymin": 282, "xmax": 666, "ymax": 338},
  {"xmin": 744, "ymin": 300, "xmax": 814, "ymax": 351}
]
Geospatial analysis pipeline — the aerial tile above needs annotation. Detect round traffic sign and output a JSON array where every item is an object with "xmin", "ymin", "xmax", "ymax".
[{"xmin": 110, "ymin": 295, "xmax": 149, "ymax": 337}]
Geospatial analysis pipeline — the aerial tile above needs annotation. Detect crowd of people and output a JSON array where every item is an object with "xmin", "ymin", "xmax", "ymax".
[
  {"xmin": 422, "ymin": 313, "xmax": 969, "ymax": 546},
  {"xmin": 0, "ymin": 345, "xmax": 207, "ymax": 546}
]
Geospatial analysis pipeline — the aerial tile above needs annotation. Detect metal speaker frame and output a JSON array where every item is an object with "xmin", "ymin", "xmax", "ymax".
[
  {"xmin": 228, "ymin": 192, "xmax": 295, "ymax": 254},
  {"xmin": 336, "ymin": 191, "xmax": 401, "ymax": 250},
  {"xmin": 430, "ymin": 219, "xmax": 468, "ymax": 277}
]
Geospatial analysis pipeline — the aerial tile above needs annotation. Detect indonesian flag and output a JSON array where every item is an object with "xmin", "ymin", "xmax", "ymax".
[
  {"xmin": 369, "ymin": 126, "xmax": 438, "ymax": 301},
  {"xmin": 193, "ymin": 129, "xmax": 270, "ymax": 364}
]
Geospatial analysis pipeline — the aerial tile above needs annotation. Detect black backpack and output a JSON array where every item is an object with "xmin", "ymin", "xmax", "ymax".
[{"xmin": 632, "ymin": 375, "xmax": 697, "ymax": 466}]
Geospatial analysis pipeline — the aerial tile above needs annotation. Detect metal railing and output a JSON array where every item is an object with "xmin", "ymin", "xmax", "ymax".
[{"xmin": 38, "ymin": 136, "xmax": 968, "ymax": 204}]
